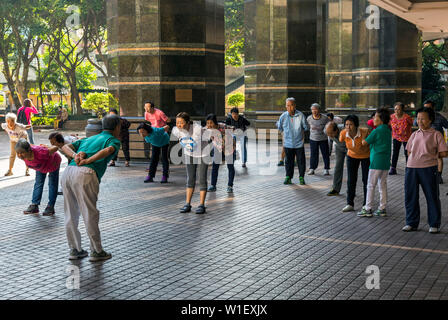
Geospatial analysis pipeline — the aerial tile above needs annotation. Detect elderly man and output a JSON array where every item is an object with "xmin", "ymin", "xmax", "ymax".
[
  {"xmin": 307, "ymin": 103, "xmax": 330, "ymax": 175},
  {"xmin": 15, "ymin": 139, "xmax": 62, "ymax": 216},
  {"xmin": 60, "ymin": 115, "xmax": 121, "ymax": 262},
  {"xmin": 277, "ymin": 97, "xmax": 309, "ymax": 185},
  {"xmin": 325, "ymin": 121, "xmax": 347, "ymax": 196}
]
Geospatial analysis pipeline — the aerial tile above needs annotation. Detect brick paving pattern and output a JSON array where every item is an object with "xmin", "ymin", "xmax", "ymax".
[{"xmin": 0, "ymin": 130, "xmax": 448, "ymax": 300}]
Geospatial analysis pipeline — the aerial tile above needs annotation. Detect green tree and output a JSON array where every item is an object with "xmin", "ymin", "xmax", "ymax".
[
  {"xmin": 225, "ymin": 0, "xmax": 244, "ymax": 67},
  {"xmin": 227, "ymin": 92, "xmax": 245, "ymax": 108},
  {"xmin": 82, "ymin": 92, "xmax": 118, "ymax": 118},
  {"xmin": 422, "ymin": 41, "xmax": 446, "ymax": 111}
]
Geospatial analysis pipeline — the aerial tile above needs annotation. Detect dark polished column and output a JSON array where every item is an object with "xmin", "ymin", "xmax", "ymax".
[
  {"xmin": 244, "ymin": 0, "xmax": 326, "ymax": 129},
  {"xmin": 107, "ymin": 0, "xmax": 225, "ymax": 118},
  {"xmin": 326, "ymin": 0, "xmax": 421, "ymax": 120}
]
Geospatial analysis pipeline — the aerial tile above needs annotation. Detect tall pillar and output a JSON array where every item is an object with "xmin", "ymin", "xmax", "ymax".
[
  {"xmin": 107, "ymin": 0, "xmax": 225, "ymax": 117},
  {"xmin": 326, "ymin": 0, "xmax": 421, "ymax": 118},
  {"xmin": 244, "ymin": 0, "xmax": 326, "ymax": 129}
]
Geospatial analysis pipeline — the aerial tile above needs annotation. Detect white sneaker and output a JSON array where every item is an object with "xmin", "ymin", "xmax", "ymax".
[
  {"xmin": 323, "ymin": 169, "xmax": 330, "ymax": 176},
  {"xmin": 402, "ymin": 225, "xmax": 417, "ymax": 232},
  {"xmin": 342, "ymin": 205, "xmax": 354, "ymax": 212},
  {"xmin": 307, "ymin": 169, "xmax": 315, "ymax": 175},
  {"xmin": 429, "ymin": 227, "xmax": 439, "ymax": 234}
]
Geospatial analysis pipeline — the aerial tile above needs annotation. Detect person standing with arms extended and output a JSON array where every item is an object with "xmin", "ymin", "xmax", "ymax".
[
  {"xmin": 389, "ymin": 102, "xmax": 413, "ymax": 175},
  {"xmin": 226, "ymin": 107, "xmax": 250, "ymax": 168},
  {"xmin": 16, "ymin": 99, "xmax": 39, "ymax": 145},
  {"xmin": 277, "ymin": 97, "xmax": 309, "ymax": 185},
  {"xmin": 307, "ymin": 103, "xmax": 330, "ymax": 176},
  {"xmin": 1, "ymin": 113, "xmax": 30, "ymax": 176}
]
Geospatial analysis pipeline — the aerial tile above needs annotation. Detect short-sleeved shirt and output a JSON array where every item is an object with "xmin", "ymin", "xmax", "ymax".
[
  {"xmin": 69, "ymin": 131, "xmax": 121, "ymax": 182},
  {"xmin": 172, "ymin": 122, "xmax": 209, "ymax": 158},
  {"xmin": 339, "ymin": 127, "xmax": 370, "ymax": 159},
  {"xmin": 406, "ymin": 128, "xmax": 448, "ymax": 168},
  {"xmin": 1, "ymin": 123, "xmax": 28, "ymax": 142},
  {"xmin": 365, "ymin": 124, "xmax": 392, "ymax": 170},
  {"xmin": 145, "ymin": 108, "xmax": 168, "ymax": 128},
  {"xmin": 144, "ymin": 127, "xmax": 170, "ymax": 147},
  {"xmin": 390, "ymin": 113, "xmax": 413, "ymax": 142},
  {"xmin": 307, "ymin": 114, "xmax": 329, "ymax": 141},
  {"xmin": 24, "ymin": 145, "xmax": 61, "ymax": 173}
]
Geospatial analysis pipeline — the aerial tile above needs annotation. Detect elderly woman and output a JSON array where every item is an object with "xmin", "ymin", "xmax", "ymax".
[
  {"xmin": 1, "ymin": 113, "xmax": 30, "ymax": 176},
  {"xmin": 307, "ymin": 103, "xmax": 330, "ymax": 175},
  {"xmin": 389, "ymin": 102, "xmax": 413, "ymax": 175},
  {"xmin": 339, "ymin": 115, "xmax": 371, "ymax": 212},
  {"xmin": 15, "ymin": 139, "xmax": 62, "ymax": 216}
]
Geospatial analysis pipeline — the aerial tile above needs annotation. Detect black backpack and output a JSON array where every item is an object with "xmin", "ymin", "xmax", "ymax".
[{"xmin": 17, "ymin": 108, "xmax": 28, "ymax": 125}]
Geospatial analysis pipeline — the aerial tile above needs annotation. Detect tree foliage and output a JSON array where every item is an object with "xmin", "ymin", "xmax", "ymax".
[
  {"xmin": 225, "ymin": 0, "xmax": 244, "ymax": 67},
  {"xmin": 422, "ymin": 41, "xmax": 446, "ymax": 111},
  {"xmin": 227, "ymin": 92, "xmax": 245, "ymax": 107},
  {"xmin": 82, "ymin": 92, "xmax": 118, "ymax": 118}
]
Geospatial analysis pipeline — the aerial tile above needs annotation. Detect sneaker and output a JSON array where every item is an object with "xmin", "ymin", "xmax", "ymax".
[
  {"xmin": 89, "ymin": 250, "xmax": 112, "ymax": 262},
  {"xmin": 327, "ymin": 189, "xmax": 339, "ymax": 196},
  {"xmin": 242, "ymin": 163, "xmax": 246, "ymax": 168},
  {"xmin": 307, "ymin": 169, "xmax": 315, "ymax": 175},
  {"xmin": 180, "ymin": 204, "xmax": 192, "ymax": 213},
  {"xmin": 69, "ymin": 249, "xmax": 88, "ymax": 260},
  {"xmin": 57, "ymin": 191, "xmax": 63, "ymax": 195},
  {"xmin": 108, "ymin": 161, "xmax": 116, "ymax": 167},
  {"xmin": 25, "ymin": 168, "xmax": 30, "ymax": 176},
  {"xmin": 342, "ymin": 205, "xmax": 354, "ymax": 213},
  {"xmin": 429, "ymin": 227, "xmax": 439, "ymax": 234},
  {"xmin": 299, "ymin": 177, "xmax": 305, "ymax": 185},
  {"xmin": 144, "ymin": 176, "xmax": 154, "ymax": 183},
  {"xmin": 160, "ymin": 175, "xmax": 168, "ymax": 184},
  {"xmin": 323, "ymin": 169, "xmax": 330, "ymax": 176},
  {"xmin": 375, "ymin": 209, "xmax": 387, "ymax": 217},
  {"xmin": 195, "ymin": 204, "xmax": 206, "ymax": 214},
  {"xmin": 24, "ymin": 204, "xmax": 39, "ymax": 215},
  {"xmin": 388, "ymin": 167, "xmax": 397, "ymax": 175},
  {"xmin": 42, "ymin": 206, "xmax": 55, "ymax": 216},
  {"xmin": 402, "ymin": 225, "xmax": 417, "ymax": 232},
  {"xmin": 277, "ymin": 160, "xmax": 284, "ymax": 166},
  {"xmin": 227, "ymin": 186, "xmax": 233, "ymax": 193},
  {"xmin": 208, "ymin": 185, "xmax": 217, "ymax": 192},
  {"xmin": 125, "ymin": 161, "xmax": 130, "ymax": 167},
  {"xmin": 283, "ymin": 177, "xmax": 292, "ymax": 185},
  {"xmin": 357, "ymin": 208, "xmax": 373, "ymax": 217},
  {"xmin": 4, "ymin": 170, "xmax": 13, "ymax": 176}
]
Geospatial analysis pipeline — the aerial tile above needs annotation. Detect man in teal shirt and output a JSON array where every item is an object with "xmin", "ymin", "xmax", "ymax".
[
  {"xmin": 61, "ymin": 114, "xmax": 121, "ymax": 262},
  {"xmin": 358, "ymin": 108, "xmax": 392, "ymax": 217}
]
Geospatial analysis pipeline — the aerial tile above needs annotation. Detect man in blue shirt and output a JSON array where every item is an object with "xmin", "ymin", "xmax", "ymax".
[
  {"xmin": 61, "ymin": 114, "xmax": 121, "ymax": 262},
  {"xmin": 277, "ymin": 97, "xmax": 309, "ymax": 185}
]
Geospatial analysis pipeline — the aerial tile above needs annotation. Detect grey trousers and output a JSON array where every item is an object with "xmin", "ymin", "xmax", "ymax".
[
  {"xmin": 185, "ymin": 156, "xmax": 208, "ymax": 191},
  {"xmin": 332, "ymin": 148, "xmax": 346, "ymax": 193}
]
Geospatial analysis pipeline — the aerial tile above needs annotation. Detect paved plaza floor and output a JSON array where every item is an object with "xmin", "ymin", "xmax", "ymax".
[{"xmin": 1, "ymin": 130, "xmax": 448, "ymax": 300}]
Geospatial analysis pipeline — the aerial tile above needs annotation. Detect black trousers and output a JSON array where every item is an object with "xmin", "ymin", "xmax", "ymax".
[
  {"xmin": 284, "ymin": 147, "xmax": 306, "ymax": 179},
  {"xmin": 391, "ymin": 139, "xmax": 408, "ymax": 169},
  {"xmin": 346, "ymin": 155, "xmax": 370, "ymax": 206},
  {"xmin": 149, "ymin": 144, "xmax": 169, "ymax": 178},
  {"xmin": 114, "ymin": 136, "xmax": 130, "ymax": 161}
]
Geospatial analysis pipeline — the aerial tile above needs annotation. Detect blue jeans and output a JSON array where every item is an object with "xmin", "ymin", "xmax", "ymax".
[
  {"xmin": 234, "ymin": 134, "xmax": 247, "ymax": 164},
  {"xmin": 405, "ymin": 166, "xmax": 441, "ymax": 228},
  {"xmin": 26, "ymin": 128, "xmax": 35, "ymax": 144},
  {"xmin": 32, "ymin": 169, "xmax": 59, "ymax": 207},
  {"xmin": 310, "ymin": 139, "xmax": 330, "ymax": 170}
]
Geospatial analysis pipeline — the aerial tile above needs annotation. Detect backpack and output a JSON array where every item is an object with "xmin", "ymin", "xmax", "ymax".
[{"xmin": 17, "ymin": 108, "xmax": 28, "ymax": 125}]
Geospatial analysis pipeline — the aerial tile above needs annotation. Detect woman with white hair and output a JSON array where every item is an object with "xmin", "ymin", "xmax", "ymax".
[{"xmin": 0, "ymin": 112, "xmax": 30, "ymax": 176}]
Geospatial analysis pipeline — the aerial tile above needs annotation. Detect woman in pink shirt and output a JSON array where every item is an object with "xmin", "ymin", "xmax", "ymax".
[
  {"xmin": 402, "ymin": 107, "xmax": 448, "ymax": 234},
  {"xmin": 389, "ymin": 102, "xmax": 413, "ymax": 175},
  {"xmin": 17, "ymin": 99, "xmax": 39, "ymax": 144},
  {"xmin": 144, "ymin": 101, "xmax": 170, "ymax": 128},
  {"xmin": 15, "ymin": 139, "xmax": 62, "ymax": 216}
]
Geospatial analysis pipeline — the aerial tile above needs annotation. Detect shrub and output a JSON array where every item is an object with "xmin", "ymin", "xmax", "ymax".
[
  {"xmin": 227, "ymin": 92, "xmax": 245, "ymax": 108},
  {"xmin": 82, "ymin": 92, "xmax": 119, "ymax": 118}
]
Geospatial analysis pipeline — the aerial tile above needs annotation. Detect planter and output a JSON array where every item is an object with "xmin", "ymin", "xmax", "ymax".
[{"xmin": 85, "ymin": 118, "xmax": 102, "ymax": 137}]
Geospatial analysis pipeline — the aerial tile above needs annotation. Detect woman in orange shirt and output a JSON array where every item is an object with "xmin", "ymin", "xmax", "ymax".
[{"xmin": 339, "ymin": 115, "xmax": 371, "ymax": 212}]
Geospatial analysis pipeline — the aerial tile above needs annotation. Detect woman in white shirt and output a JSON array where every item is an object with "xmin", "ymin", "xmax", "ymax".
[{"xmin": 1, "ymin": 113, "xmax": 30, "ymax": 176}]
